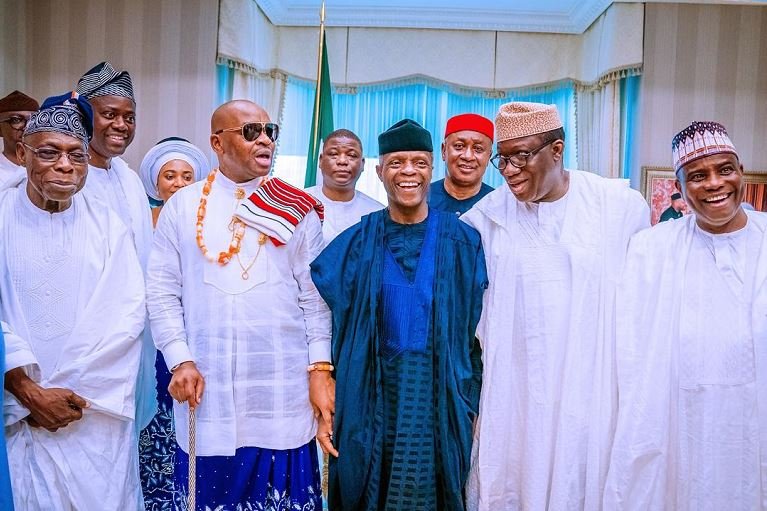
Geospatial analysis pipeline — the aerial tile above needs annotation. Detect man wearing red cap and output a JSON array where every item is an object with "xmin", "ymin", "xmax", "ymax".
[
  {"xmin": 430, "ymin": 113, "xmax": 495, "ymax": 216},
  {"xmin": 0, "ymin": 90, "xmax": 39, "ymax": 186}
]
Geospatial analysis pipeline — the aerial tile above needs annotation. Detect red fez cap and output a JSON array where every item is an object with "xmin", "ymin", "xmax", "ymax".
[
  {"xmin": 444, "ymin": 113, "xmax": 494, "ymax": 141},
  {"xmin": 0, "ymin": 90, "xmax": 40, "ymax": 114}
]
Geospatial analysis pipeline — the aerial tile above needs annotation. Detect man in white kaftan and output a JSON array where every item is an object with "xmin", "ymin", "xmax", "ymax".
[
  {"xmin": 604, "ymin": 121, "xmax": 767, "ymax": 510},
  {"xmin": 305, "ymin": 128, "xmax": 383, "ymax": 245},
  {"xmin": 76, "ymin": 61, "xmax": 156, "ymax": 430},
  {"xmin": 462, "ymin": 102, "xmax": 649, "ymax": 510},
  {"xmin": 2, "ymin": 92, "xmax": 145, "ymax": 510},
  {"xmin": 147, "ymin": 100, "xmax": 333, "ymax": 509},
  {"xmin": 0, "ymin": 90, "xmax": 39, "ymax": 187}
]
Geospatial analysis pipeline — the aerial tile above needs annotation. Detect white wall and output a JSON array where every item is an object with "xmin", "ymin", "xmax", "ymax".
[
  {"xmin": 639, "ymin": 3, "xmax": 767, "ymax": 171},
  {"xmin": 0, "ymin": 0, "xmax": 219, "ymax": 170},
  {"xmin": 219, "ymin": 0, "xmax": 644, "ymax": 89}
]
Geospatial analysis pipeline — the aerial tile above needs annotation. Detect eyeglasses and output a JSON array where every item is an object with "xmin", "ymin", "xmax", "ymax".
[
  {"xmin": 22, "ymin": 143, "xmax": 90, "ymax": 165},
  {"xmin": 214, "ymin": 122, "xmax": 279, "ymax": 143},
  {"xmin": 490, "ymin": 138, "xmax": 556, "ymax": 171},
  {"xmin": 0, "ymin": 115, "xmax": 30, "ymax": 130}
]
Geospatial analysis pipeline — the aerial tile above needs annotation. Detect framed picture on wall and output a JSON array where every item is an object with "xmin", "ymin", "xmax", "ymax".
[{"xmin": 641, "ymin": 166, "xmax": 767, "ymax": 225}]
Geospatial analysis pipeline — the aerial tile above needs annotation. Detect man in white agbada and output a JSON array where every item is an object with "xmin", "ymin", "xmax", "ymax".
[
  {"xmin": 604, "ymin": 121, "xmax": 767, "ymax": 510},
  {"xmin": 462, "ymin": 102, "xmax": 649, "ymax": 510},
  {"xmin": 1, "ymin": 92, "xmax": 145, "ymax": 510},
  {"xmin": 0, "ymin": 90, "xmax": 39, "ymax": 186},
  {"xmin": 76, "ymin": 61, "xmax": 156, "ymax": 430},
  {"xmin": 146, "ymin": 100, "xmax": 333, "ymax": 509},
  {"xmin": 305, "ymin": 128, "xmax": 383, "ymax": 244}
]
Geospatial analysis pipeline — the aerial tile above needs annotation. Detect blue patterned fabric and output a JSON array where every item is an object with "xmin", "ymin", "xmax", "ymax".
[
  {"xmin": 173, "ymin": 440, "xmax": 321, "ymax": 511},
  {"xmin": 376, "ymin": 213, "xmax": 440, "ymax": 509},
  {"xmin": 311, "ymin": 209, "xmax": 488, "ymax": 511},
  {"xmin": 380, "ymin": 213, "xmax": 436, "ymax": 361},
  {"xmin": 140, "ymin": 351, "xmax": 181, "ymax": 510}
]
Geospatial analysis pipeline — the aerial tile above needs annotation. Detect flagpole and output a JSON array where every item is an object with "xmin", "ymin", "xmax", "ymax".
[{"xmin": 310, "ymin": 1, "xmax": 326, "ymax": 160}]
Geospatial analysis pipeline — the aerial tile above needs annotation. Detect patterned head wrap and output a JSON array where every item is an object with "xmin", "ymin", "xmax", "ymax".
[
  {"xmin": 139, "ymin": 137, "xmax": 209, "ymax": 201},
  {"xmin": 672, "ymin": 121, "xmax": 738, "ymax": 172},
  {"xmin": 0, "ymin": 90, "xmax": 39, "ymax": 113},
  {"xmin": 76, "ymin": 61, "xmax": 135, "ymax": 101},
  {"xmin": 495, "ymin": 102, "xmax": 563, "ymax": 142},
  {"xmin": 24, "ymin": 91, "xmax": 93, "ymax": 144}
]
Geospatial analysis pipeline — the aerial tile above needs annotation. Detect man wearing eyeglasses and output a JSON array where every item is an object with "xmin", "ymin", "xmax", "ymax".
[
  {"xmin": 0, "ymin": 92, "xmax": 145, "ymax": 510},
  {"xmin": 0, "ymin": 90, "xmax": 39, "ymax": 186},
  {"xmin": 147, "ymin": 99, "xmax": 331, "ymax": 510},
  {"xmin": 462, "ymin": 102, "xmax": 649, "ymax": 510}
]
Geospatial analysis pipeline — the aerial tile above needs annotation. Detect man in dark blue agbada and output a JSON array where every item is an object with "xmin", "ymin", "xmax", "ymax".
[{"xmin": 311, "ymin": 119, "xmax": 488, "ymax": 511}]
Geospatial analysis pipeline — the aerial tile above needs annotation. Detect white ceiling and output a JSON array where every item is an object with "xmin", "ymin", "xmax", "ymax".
[{"xmin": 254, "ymin": 0, "xmax": 767, "ymax": 34}]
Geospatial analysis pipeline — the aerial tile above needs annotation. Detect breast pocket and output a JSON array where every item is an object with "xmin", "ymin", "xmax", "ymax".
[{"xmin": 202, "ymin": 243, "xmax": 269, "ymax": 295}]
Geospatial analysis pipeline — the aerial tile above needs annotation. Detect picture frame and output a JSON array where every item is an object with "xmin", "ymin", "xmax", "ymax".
[{"xmin": 640, "ymin": 166, "xmax": 767, "ymax": 225}]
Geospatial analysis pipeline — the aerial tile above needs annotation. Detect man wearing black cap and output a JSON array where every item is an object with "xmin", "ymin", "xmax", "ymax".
[
  {"xmin": 311, "ymin": 119, "xmax": 488, "ymax": 511},
  {"xmin": 0, "ymin": 90, "xmax": 39, "ymax": 185},
  {"xmin": 0, "ymin": 92, "xmax": 145, "ymax": 510},
  {"xmin": 659, "ymin": 191, "xmax": 685, "ymax": 222}
]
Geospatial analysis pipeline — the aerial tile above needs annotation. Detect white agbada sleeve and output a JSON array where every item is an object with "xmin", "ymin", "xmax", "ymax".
[
  {"xmin": 43, "ymin": 206, "xmax": 146, "ymax": 420},
  {"xmin": 288, "ymin": 210, "xmax": 331, "ymax": 363},
  {"xmin": 2, "ymin": 321, "xmax": 41, "ymax": 426},
  {"xmin": 2, "ymin": 204, "xmax": 145, "ymax": 423},
  {"xmin": 146, "ymin": 192, "xmax": 191, "ymax": 369},
  {"xmin": 461, "ymin": 173, "xmax": 650, "ymax": 511},
  {"xmin": 606, "ymin": 214, "xmax": 767, "ymax": 510}
]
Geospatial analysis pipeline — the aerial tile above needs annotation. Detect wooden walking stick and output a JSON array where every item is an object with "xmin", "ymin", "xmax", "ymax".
[{"xmin": 188, "ymin": 408, "xmax": 197, "ymax": 510}]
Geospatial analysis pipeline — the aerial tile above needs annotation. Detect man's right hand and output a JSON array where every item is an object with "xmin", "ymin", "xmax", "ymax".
[
  {"xmin": 4, "ymin": 368, "xmax": 87, "ymax": 432},
  {"xmin": 168, "ymin": 361, "xmax": 205, "ymax": 410},
  {"xmin": 25, "ymin": 387, "xmax": 88, "ymax": 431}
]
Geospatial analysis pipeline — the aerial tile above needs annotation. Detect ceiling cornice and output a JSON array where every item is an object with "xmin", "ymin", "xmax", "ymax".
[{"xmin": 255, "ymin": 0, "xmax": 615, "ymax": 34}]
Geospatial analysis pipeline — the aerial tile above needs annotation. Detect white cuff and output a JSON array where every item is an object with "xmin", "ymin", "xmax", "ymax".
[
  {"xmin": 162, "ymin": 340, "xmax": 194, "ymax": 370},
  {"xmin": 308, "ymin": 340, "xmax": 331, "ymax": 364}
]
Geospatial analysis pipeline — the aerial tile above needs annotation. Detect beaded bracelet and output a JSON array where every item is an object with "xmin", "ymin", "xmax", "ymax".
[{"xmin": 307, "ymin": 363, "xmax": 334, "ymax": 373}]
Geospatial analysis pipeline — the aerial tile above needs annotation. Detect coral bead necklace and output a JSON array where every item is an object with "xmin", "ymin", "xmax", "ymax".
[{"xmin": 196, "ymin": 167, "xmax": 267, "ymax": 271}]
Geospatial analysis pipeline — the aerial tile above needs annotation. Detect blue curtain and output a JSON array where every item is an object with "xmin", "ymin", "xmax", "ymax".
[
  {"xmin": 216, "ymin": 64, "xmax": 234, "ymax": 108},
  {"xmin": 275, "ymin": 76, "xmax": 577, "ymax": 195},
  {"xmin": 619, "ymin": 75, "xmax": 642, "ymax": 184}
]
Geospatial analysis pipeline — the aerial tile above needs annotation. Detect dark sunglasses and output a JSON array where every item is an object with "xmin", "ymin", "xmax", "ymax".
[{"xmin": 214, "ymin": 122, "xmax": 279, "ymax": 143}]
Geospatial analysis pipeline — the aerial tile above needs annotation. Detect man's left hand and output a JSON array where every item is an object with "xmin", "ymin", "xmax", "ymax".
[{"xmin": 309, "ymin": 369, "xmax": 335, "ymax": 451}]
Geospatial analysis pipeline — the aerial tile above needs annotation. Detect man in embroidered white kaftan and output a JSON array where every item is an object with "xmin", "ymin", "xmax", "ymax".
[
  {"xmin": 76, "ymin": 61, "xmax": 156, "ymax": 431},
  {"xmin": 0, "ymin": 90, "xmax": 39, "ymax": 186},
  {"xmin": 305, "ymin": 128, "xmax": 383, "ymax": 245},
  {"xmin": 1, "ymin": 92, "xmax": 145, "ymax": 510},
  {"xmin": 146, "ymin": 100, "xmax": 333, "ymax": 510},
  {"xmin": 604, "ymin": 121, "xmax": 767, "ymax": 510},
  {"xmin": 462, "ymin": 102, "xmax": 649, "ymax": 510}
]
